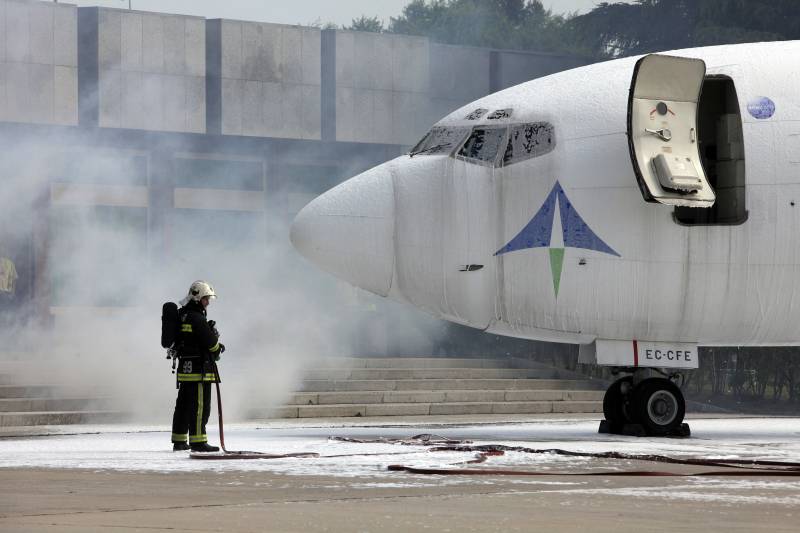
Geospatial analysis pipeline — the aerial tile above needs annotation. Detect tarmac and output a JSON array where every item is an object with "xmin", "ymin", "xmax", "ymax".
[{"xmin": 1, "ymin": 414, "xmax": 799, "ymax": 532}]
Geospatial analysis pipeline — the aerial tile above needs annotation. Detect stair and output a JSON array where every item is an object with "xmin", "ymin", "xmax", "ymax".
[
  {"xmin": 0, "ymin": 356, "xmax": 607, "ymax": 425},
  {"xmin": 0, "ymin": 371, "xmax": 127, "ymax": 427},
  {"xmin": 250, "ymin": 357, "xmax": 605, "ymax": 419}
]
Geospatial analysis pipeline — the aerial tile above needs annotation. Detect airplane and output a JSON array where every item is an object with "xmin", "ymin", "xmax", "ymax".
[{"xmin": 290, "ymin": 40, "xmax": 800, "ymax": 436}]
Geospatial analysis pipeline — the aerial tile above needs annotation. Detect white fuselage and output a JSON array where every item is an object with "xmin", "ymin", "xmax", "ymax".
[{"xmin": 291, "ymin": 41, "xmax": 800, "ymax": 347}]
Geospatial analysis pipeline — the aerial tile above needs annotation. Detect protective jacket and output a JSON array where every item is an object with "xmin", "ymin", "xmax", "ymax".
[{"xmin": 176, "ymin": 300, "xmax": 221, "ymax": 383}]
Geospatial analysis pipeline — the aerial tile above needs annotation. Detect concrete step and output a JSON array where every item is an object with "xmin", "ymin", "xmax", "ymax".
[
  {"xmin": 299, "ymin": 378, "xmax": 602, "ymax": 393},
  {"xmin": 288, "ymin": 389, "xmax": 604, "ymax": 405},
  {"xmin": 0, "ymin": 397, "xmax": 116, "ymax": 412},
  {"xmin": 505, "ymin": 390, "xmax": 604, "ymax": 402},
  {"xmin": 0, "ymin": 385, "xmax": 109, "ymax": 399},
  {"xmin": 313, "ymin": 357, "xmax": 544, "ymax": 370},
  {"xmin": 302, "ymin": 368, "xmax": 553, "ymax": 380},
  {"xmin": 0, "ymin": 411, "xmax": 126, "ymax": 427},
  {"xmin": 251, "ymin": 400, "xmax": 603, "ymax": 419}
]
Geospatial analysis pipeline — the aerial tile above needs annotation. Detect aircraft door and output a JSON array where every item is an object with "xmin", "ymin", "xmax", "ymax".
[
  {"xmin": 442, "ymin": 156, "xmax": 498, "ymax": 330},
  {"xmin": 628, "ymin": 54, "xmax": 715, "ymax": 207}
]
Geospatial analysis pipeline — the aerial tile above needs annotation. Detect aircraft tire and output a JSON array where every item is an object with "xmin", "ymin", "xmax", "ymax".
[
  {"xmin": 632, "ymin": 378, "xmax": 685, "ymax": 436},
  {"xmin": 602, "ymin": 376, "xmax": 634, "ymax": 429}
]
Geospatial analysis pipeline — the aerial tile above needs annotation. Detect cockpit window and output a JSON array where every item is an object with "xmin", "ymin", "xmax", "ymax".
[
  {"xmin": 502, "ymin": 122, "xmax": 556, "ymax": 166},
  {"xmin": 487, "ymin": 109, "xmax": 513, "ymax": 120},
  {"xmin": 457, "ymin": 127, "xmax": 507, "ymax": 165},
  {"xmin": 413, "ymin": 122, "xmax": 554, "ymax": 167},
  {"xmin": 464, "ymin": 108, "xmax": 488, "ymax": 120},
  {"xmin": 409, "ymin": 126, "xmax": 471, "ymax": 157}
]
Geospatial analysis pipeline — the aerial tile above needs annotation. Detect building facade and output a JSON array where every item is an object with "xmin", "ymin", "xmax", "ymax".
[{"xmin": 0, "ymin": 0, "xmax": 590, "ymax": 340}]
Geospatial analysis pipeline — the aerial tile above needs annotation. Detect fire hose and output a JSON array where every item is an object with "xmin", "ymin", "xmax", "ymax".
[
  {"xmin": 191, "ymin": 367, "xmax": 800, "ymax": 474},
  {"xmin": 189, "ymin": 361, "xmax": 318, "ymax": 460}
]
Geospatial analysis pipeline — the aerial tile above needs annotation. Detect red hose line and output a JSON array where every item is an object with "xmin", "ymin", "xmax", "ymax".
[
  {"xmin": 387, "ymin": 465, "xmax": 800, "ymax": 477},
  {"xmin": 206, "ymin": 361, "xmax": 292, "ymax": 459},
  {"xmin": 198, "ymin": 379, "xmax": 800, "ymax": 471}
]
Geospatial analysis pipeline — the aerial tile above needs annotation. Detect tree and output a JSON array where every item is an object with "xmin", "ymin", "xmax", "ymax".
[
  {"xmin": 692, "ymin": 0, "xmax": 792, "ymax": 47},
  {"xmin": 346, "ymin": 16, "xmax": 384, "ymax": 33},
  {"xmin": 376, "ymin": 0, "xmax": 800, "ymax": 58},
  {"xmin": 307, "ymin": 19, "xmax": 339, "ymax": 30},
  {"xmin": 570, "ymin": 0, "xmax": 800, "ymax": 58},
  {"xmin": 568, "ymin": 1, "xmax": 693, "ymax": 57},
  {"xmin": 387, "ymin": 0, "xmax": 585, "ymax": 55}
]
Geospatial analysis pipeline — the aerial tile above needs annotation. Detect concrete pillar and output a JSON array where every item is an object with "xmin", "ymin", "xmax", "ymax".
[
  {"xmin": 205, "ymin": 20, "xmax": 222, "ymax": 135},
  {"xmin": 77, "ymin": 7, "xmax": 99, "ymax": 127},
  {"xmin": 320, "ymin": 29, "xmax": 336, "ymax": 142}
]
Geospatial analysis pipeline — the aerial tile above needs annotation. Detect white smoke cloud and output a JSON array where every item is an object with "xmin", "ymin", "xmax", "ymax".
[{"xmin": 0, "ymin": 127, "xmax": 444, "ymax": 426}]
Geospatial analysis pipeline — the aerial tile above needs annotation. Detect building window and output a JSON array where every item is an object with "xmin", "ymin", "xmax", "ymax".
[
  {"xmin": 48, "ymin": 206, "xmax": 147, "ymax": 307},
  {"xmin": 173, "ymin": 157, "xmax": 264, "ymax": 191}
]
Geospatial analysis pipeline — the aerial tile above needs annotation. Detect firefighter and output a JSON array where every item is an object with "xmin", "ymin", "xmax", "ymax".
[{"xmin": 171, "ymin": 280, "xmax": 225, "ymax": 452}]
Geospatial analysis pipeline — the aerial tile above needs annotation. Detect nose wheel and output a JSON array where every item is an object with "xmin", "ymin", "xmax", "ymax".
[
  {"xmin": 599, "ymin": 375, "xmax": 689, "ymax": 437},
  {"xmin": 602, "ymin": 376, "xmax": 634, "ymax": 434}
]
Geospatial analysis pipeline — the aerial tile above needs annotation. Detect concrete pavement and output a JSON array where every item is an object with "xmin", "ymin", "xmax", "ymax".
[{"xmin": 1, "ymin": 467, "xmax": 798, "ymax": 532}]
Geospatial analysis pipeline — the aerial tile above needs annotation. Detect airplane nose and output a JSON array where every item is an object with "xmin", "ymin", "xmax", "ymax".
[{"xmin": 290, "ymin": 165, "xmax": 395, "ymax": 297}]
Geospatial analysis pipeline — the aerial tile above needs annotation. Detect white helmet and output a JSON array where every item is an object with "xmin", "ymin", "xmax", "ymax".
[{"xmin": 180, "ymin": 280, "xmax": 217, "ymax": 306}]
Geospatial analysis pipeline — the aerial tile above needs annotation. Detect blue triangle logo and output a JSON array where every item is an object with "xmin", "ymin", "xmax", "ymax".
[
  {"xmin": 495, "ymin": 181, "xmax": 620, "ymax": 257},
  {"xmin": 495, "ymin": 184, "xmax": 559, "ymax": 254}
]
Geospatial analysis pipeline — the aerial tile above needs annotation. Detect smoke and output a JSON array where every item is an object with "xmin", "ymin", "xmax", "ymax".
[
  {"xmin": 0, "ymin": 1, "xmax": 551, "ymax": 429},
  {"xmin": 0, "ymin": 121, "xmax": 445, "ymax": 424}
]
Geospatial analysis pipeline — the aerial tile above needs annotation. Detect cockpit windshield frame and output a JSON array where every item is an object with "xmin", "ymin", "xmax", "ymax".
[
  {"xmin": 409, "ymin": 126, "xmax": 472, "ymax": 157},
  {"xmin": 410, "ymin": 121, "xmax": 557, "ymax": 168},
  {"xmin": 455, "ymin": 126, "xmax": 509, "ymax": 168},
  {"xmin": 501, "ymin": 122, "xmax": 556, "ymax": 167}
]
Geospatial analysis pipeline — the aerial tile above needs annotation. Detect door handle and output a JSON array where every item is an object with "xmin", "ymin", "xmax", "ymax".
[{"xmin": 645, "ymin": 128, "xmax": 672, "ymax": 142}]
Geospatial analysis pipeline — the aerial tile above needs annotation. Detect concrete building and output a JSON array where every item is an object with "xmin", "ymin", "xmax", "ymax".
[
  {"xmin": 0, "ymin": 0, "xmax": 77, "ymax": 125},
  {"xmin": 0, "ymin": 0, "xmax": 590, "ymax": 342}
]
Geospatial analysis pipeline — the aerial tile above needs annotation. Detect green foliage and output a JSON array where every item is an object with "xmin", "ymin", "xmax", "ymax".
[
  {"xmin": 388, "ymin": 0, "xmax": 586, "ymax": 56},
  {"xmin": 307, "ymin": 19, "xmax": 339, "ymax": 30},
  {"xmin": 570, "ymin": 0, "xmax": 800, "ymax": 57},
  {"xmin": 381, "ymin": 0, "xmax": 800, "ymax": 58},
  {"xmin": 567, "ymin": 1, "xmax": 693, "ymax": 58},
  {"xmin": 346, "ymin": 16, "xmax": 385, "ymax": 33}
]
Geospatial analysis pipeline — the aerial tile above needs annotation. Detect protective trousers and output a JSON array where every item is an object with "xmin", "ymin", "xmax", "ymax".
[{"xmin": 171, "ymin": 381, "xmax": 212, "ymax": 445}]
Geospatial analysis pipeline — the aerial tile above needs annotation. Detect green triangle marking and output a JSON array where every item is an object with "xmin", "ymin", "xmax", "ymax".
[{"xmin": 549, "ymin": 248, "xmax": 565, "ymax": 297}]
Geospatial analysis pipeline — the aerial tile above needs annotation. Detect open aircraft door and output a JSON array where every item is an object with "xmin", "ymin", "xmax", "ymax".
[{"xmin": 628, "ymin": 54, "xmax": 715, "ymax": 207}]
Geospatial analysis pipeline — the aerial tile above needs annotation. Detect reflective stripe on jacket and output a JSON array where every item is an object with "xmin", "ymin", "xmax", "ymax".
[{"xmin": 175, "ymin": 300, "xmax": 221, "ymax": 383}]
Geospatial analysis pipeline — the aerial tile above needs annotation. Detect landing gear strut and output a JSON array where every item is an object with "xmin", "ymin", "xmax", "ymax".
[{"xmin": 599, "ymin": 370, "xmax": 690, "ymax": 437}]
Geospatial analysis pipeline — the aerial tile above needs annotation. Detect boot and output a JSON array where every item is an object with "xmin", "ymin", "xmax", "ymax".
[
  {"xmin": 190, "ymin": 442, "xmax": 220, "ymax": 453},
  {"xmin": 173, "ymin": 442, "xmax": 190, "ymax": 451}
]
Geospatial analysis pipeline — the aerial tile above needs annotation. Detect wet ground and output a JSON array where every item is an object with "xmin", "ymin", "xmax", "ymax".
[{"xmin": 1, "ymin": 415, "xmax": 799, "ymax": 532}]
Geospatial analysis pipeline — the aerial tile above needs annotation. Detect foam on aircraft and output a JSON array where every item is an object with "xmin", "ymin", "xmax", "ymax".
[{"xmin": 291, "ymin": 41, "xmax": 800, "ymax": 436}]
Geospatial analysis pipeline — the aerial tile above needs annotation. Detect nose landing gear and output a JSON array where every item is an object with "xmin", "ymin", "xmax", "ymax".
[{"xmin": 599, "ymin": 371, "xmax": 690, "ymax": 437}]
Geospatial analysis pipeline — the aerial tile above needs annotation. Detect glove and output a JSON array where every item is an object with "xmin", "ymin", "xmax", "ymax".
[{"xmin": 214, "ymin": 343, "xmax": 225, "ymax": 360}]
